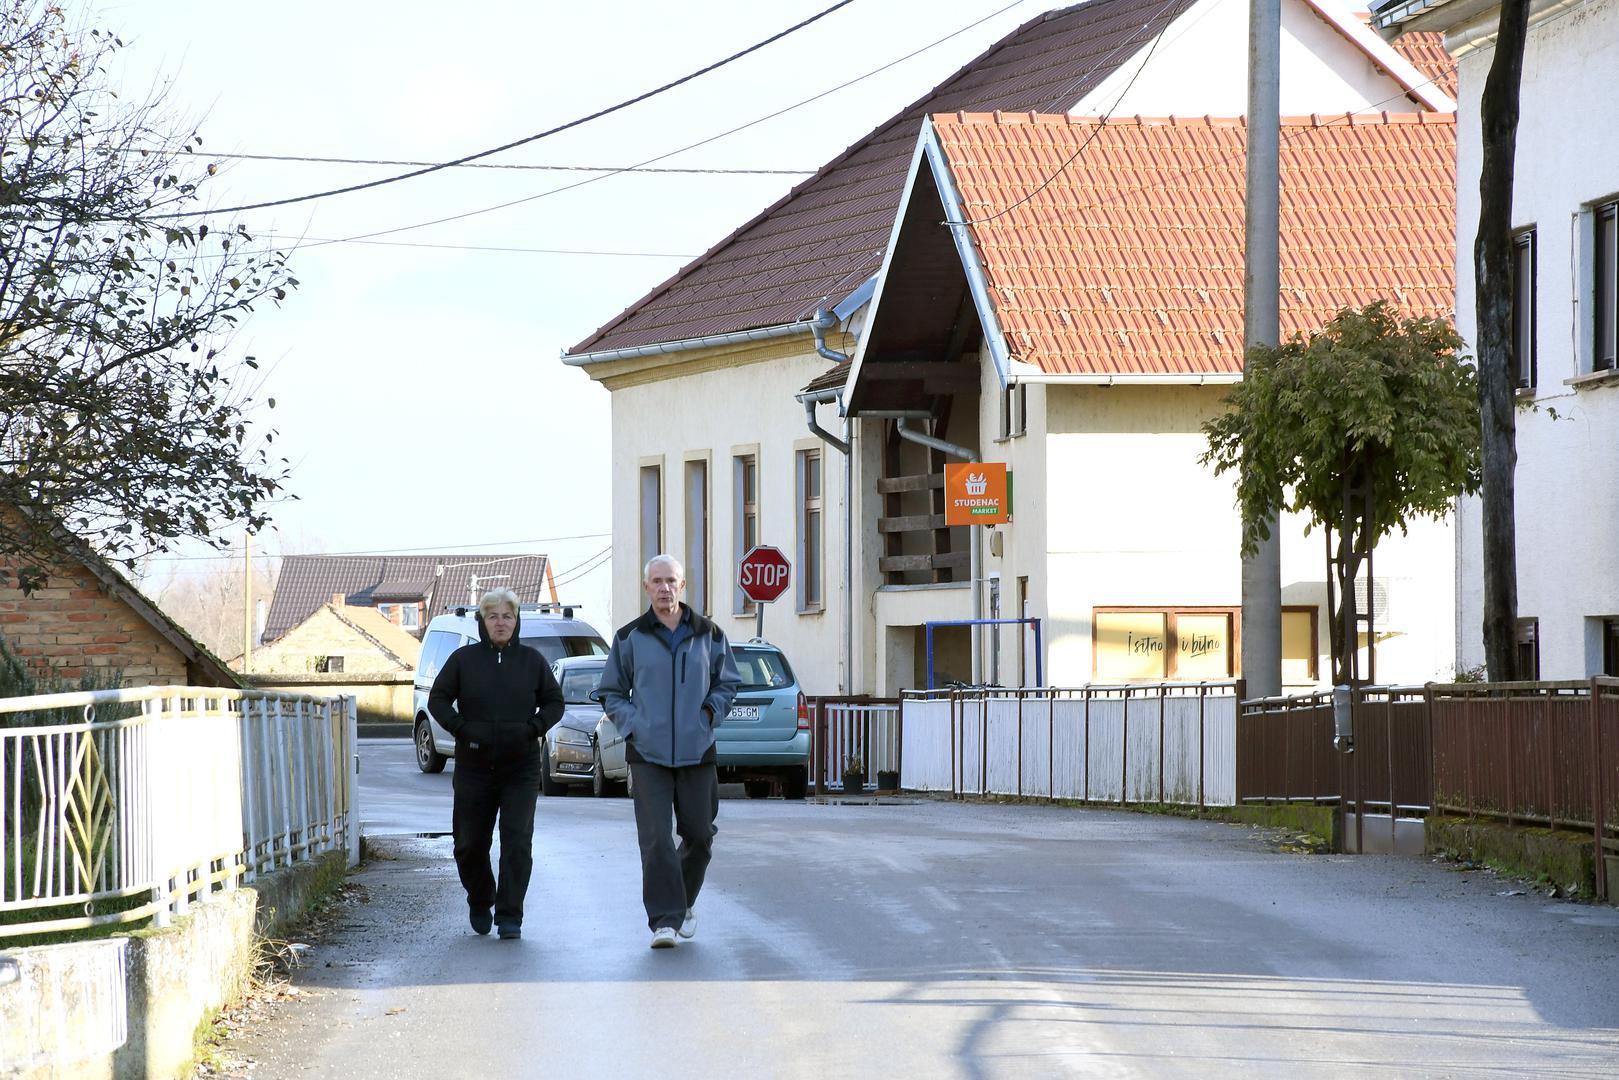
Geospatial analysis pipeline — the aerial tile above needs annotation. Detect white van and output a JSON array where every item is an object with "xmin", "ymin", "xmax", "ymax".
[{"xmin": 412, "ymin": 605, "xmax": 608, "ymax": 773}]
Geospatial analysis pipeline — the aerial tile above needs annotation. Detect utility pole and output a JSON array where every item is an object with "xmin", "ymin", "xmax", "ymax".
[
  {"xmin": 1240, "ymin": 0, "xmax": 1283, "ymax": 698},
  {"xmin": 242, "ymin": 532, "xmax": 253, "ymax": 675}
]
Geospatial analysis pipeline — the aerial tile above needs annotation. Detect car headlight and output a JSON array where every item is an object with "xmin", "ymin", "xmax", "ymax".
[{"xmin": 555, "ymin": 728, "xmax": 593, "ymax": 747}]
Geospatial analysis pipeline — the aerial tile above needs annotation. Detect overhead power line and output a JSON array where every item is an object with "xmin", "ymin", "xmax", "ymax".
[
  {"xmin": 152, "ymin": 0, "xmax": 857, "ymax": 219},
  {"xmin": 141, "ymin": 531, "xmax": 612, "ymax": 564},
  {"xmin": 185, "ymin": 151, "xmax": 813, "ymax": 176},
  {"xmin": 291, "ymin": 0, "xmax": 1033, "ymax": 253}
]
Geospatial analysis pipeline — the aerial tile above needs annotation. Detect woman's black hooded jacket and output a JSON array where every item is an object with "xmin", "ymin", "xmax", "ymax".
[{"xmin": 427, "ymin": 608, "xmax": 565, "ymax": 763}]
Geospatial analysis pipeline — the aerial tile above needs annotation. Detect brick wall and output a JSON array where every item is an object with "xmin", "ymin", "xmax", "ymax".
[{"xmin": 0, "ymin": 557, "xmax": 187, "ymax": 686}]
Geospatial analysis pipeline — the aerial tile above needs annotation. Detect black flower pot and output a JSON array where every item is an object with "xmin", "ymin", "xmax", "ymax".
[
  {"xmin": 841, "ymin": 772, "xmax": 864, "ymax": 794},
  {"xmin": 876, "ymin": 770, "xmax": 900, "ymax": 792}
]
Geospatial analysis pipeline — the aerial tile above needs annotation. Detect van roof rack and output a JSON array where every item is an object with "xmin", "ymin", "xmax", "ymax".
[{"xmin": 452, "ymin": 603, "xmax": 581, "ymax": 619}]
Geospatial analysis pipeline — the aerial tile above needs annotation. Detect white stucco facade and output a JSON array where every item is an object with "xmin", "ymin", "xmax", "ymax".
[
  {"xmin": 1444, "ymin": 0, "xmax": 1619, "ymax": 678},
  {"xmin": 595, "ymin": 335, "xmax": 854, "ymax": 694}
]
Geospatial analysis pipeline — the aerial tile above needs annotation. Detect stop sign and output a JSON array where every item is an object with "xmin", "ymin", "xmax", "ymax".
[{"xmin": 738, "ymin": 545, "xmax": 791, "ymax": 603}]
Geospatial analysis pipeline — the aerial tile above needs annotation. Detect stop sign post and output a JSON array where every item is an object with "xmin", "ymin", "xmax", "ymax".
[{"xmin": 738, "ymin": 544, "xmax": 790, "ymax": 639}]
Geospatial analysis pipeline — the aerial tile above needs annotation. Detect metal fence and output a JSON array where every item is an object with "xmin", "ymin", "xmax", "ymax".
[
  {"xmin": 1, "ymin": 686, "xmax": 358, "ymax": 939},
  {"xmin": 1238, "ymin": 678, "xmax": 1618, "ymax": 899},
  {"xmin": 899, "ymin": 682, "xmax": 1240, "ymax": 807},
  {"xmin": 809, "ymin": 697, "xmax": 901, "ymax": 794}
]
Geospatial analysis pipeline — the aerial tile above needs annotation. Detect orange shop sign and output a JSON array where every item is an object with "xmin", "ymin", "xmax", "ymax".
[{"xmin": 944, "ymin": 462, "xmax": 1009, "ymax": 526}]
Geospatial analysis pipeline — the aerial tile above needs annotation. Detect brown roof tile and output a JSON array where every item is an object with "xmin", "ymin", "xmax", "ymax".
[
  {"xmin": 1386, "ymin": 30, "xmax": 1457, "ymax": 101},
  {"xmin": 566, "ymin": 0, "xmax": 1201, "ymax": 356},
  {"xmin": 930, "ymin": 111, "xmax": 1456, "ymax": 376}
]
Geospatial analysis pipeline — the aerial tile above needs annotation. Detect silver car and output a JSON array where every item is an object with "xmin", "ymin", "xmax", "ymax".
[{"xmin": 547, "ymin": 656, "xmax": 627, "ymax": 797}]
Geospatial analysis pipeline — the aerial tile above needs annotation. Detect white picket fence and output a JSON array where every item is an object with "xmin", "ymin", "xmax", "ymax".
[
  {"xmin": 0, "ymin": 686, "xmax": 358, "ymax": 939},
  {"xmin": 901, "ymin": 683, "xmax": 1239, "ymax": 807}
]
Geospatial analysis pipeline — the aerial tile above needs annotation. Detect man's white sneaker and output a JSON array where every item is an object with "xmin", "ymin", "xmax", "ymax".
[
  {"xmin": 678, "ymin": 908, "xmax": 696, "ymax": 939},
  {"xmin": 650, "ymin": 926, "xmax": 678, "ymax": 949}
]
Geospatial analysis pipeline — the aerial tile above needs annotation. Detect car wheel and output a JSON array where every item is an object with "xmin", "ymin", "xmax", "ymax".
[
  {"xmin": 539, "ymin": 744, "xmax": 563, "ymax": 797},
  {"xmin": 625, "ymin": 765, "xmax": 635, "ymax": 799},
  {"xmin": 744, "ymin": 780, "xmax": 772, "ymax": 799},
  {"xmin": 415, "ymin": 718, "xmax": 446, "ymax": 774},
  {"xmin": 781, "ymin": 765, "xmax": 808, "ymax": 800},
  {"xmin": 592, "ymin": 751, "xmax": 610, "ymax": 798}
]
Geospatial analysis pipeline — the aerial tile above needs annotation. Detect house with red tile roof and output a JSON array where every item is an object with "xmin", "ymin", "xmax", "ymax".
[
  {"xmin": 842, "ymin": 109, "xmax": 1458, "ymax": 692},
  {"xmin": 1373, "ymin": 0, "xmax": 1619, "ymax": 680},
  {"xmin": 562, "ymin": 0, "xmax": 1458, "ymax": 694}
]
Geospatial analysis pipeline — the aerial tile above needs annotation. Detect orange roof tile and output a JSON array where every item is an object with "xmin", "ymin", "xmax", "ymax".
[
  {"xmin": 931, "ymin": 111, "xmax": 1455, "ymax": 376},
  {"xmin": 1386, "ymin": 30, "xmax": 1457, "ymax": 102}
]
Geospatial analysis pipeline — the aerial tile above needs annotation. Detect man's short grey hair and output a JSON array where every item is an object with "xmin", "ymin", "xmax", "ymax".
[
  {"xmin": 643, "ymin": 554, "xmax": 685, "ymax": 582},
  {"xmin": 477, "ymin": 587, "xmax": 520, "ymax": 619}
]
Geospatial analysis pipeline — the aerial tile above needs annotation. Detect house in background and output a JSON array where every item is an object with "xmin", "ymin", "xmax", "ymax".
[
  {"xmin": 842, "ymin": 110, "xmax": 1458, "ymax": 693},
  {"xmin": 237, "ymin": 595, "xmax": 421, "ymax": 675},
  {"xmin": 1374, "ymin": 0, "xmax": 1619, "ymax": 679},
  {"xmin": 262, "ymin": 553, "xmax": 556, "ymax": 645},
  {"xmin": 562, "ymin": 0, "xmax": 1457, "ymax": 694},
  {"xmin": 0, "ymin": 520, "xmax": 239, "ymax": 689}
]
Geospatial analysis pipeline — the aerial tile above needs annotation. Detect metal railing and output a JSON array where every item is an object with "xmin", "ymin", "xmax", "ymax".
[
  {"xmin": 900, "ymin": 682, "xmax": 1241, "ymax": 807},
  {"xmin": 1, "ymin": 686, "xmax": 358, "ymax": 939},
  {"xmin": 809, "ymin": 697, "xmax": 901, "ymax": 794}
]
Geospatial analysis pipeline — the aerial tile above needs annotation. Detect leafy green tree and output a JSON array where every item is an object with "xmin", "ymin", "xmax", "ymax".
[
  {"xmin": 0, "ymin": 0, "xmax": 296, "ymax": 573},
  {"xmin": 1201, "ymin": 302, "xmax": 1481, "ymax": 684}
]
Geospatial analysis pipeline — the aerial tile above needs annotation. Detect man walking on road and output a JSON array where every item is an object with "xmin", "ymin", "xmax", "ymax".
[
  {"xmin": 428, "ymin": 588, "xmax": 564, "ymax": 940},
  {"xmin": 598, "ymin": 554, "xmax": 741, "ymax": 949}
]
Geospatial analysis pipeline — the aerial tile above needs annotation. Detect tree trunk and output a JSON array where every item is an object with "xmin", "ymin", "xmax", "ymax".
[{"xmin": 1476, "ymin": 0, "xmax": 1531, "ymax": 682}]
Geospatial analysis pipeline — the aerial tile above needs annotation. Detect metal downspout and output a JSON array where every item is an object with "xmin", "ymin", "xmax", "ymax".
[
  {"xmin": 895, "ymin": 419, "xmax": 983, "ymax": 682},
  {"xmin": 806, "ymin": 309, "xmax": 853, "ymax": 691}
]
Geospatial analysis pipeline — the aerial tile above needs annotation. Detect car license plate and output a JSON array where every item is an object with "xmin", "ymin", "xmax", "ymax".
[{"xmin": 727, "ymin": 705, "xmax": 760, "ymax": 720}]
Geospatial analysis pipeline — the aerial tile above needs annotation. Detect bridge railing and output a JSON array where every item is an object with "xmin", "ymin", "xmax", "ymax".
[{"xmin": 0, "ymin": 686, "xmax": 357, "ymax": 939}]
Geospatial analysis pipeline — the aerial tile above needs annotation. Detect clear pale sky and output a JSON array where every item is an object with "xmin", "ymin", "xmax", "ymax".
[{"xmin": 90, "ymin": 0, "xmax": 1067, "ymax": 623}]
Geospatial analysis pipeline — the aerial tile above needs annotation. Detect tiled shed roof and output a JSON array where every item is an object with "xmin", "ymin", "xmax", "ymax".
[
  {"xmin": 265, "ymin": 554, "xmax": 550, "ymax": 642},
  {"xmin": 930, "ymin": 111, "xmax": 1456, "ymax": 376},
  {"xmin": 566, "ymin": 0, "xmax": 1201, "ymax": 356}
]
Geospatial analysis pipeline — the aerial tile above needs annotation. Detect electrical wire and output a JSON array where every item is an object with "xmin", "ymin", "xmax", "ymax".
[
  {"xmin": 282, "ymin": 0, "xmax": 1033, "ymax": 253},
  {"xmin": 140, "ymin": 531, "xmax": 612, "ymax": 563},
  {"xmin": 182, "ymin": 151, "xmax": 813, "ymax": 176},
  {"xmin": 550, "ymin": 546, "xmax": 614, "ymax": 588},
  {"xmin": 150, "ymin": 0, "xmax": 857, "ymax": 219}
]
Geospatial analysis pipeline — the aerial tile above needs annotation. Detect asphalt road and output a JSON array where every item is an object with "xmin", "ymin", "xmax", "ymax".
[{"xmin": 222, "ymin": 741, "xmax": 1619, "ymax": 1079}]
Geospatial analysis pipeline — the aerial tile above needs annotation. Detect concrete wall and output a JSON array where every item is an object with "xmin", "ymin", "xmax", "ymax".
[
  {"xmin": 0, "ymin": 557, "xmax": 187, "ymax": 686},
  {"xmin": 1451, "ymin": 0, "xmax": 1619, "ymax": 678},
  {"xmin": 602, "ymin": 335, "xmax": 853, "ymax": 695},
  {"xmin": 0, "ymin": 853, "xmax": 345, "ymax": 1080}
]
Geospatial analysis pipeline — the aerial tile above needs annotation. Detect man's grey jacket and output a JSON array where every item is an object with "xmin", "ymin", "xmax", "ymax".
[{"xmin": 597, "ymin": 604, "xmax": 742, "ymax": 768}]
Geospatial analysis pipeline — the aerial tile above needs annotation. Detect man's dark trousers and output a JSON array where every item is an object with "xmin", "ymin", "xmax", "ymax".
[
  {"xmin": 452, "ymin": 756, "xmax": 541, "ymax": 928},
  {"xmin": 629, "ymin": 761, "xmax": 719, "ymax": 931}
]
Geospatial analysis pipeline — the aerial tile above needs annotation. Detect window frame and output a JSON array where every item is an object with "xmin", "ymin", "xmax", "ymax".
[
  {"xmin": 683, "ymin": 456, "xmax": 710, "ymax": 615},
  {"xmin": 796, "ymin": 447, "xmax": 824, "ymax": 613},
  {"xmin": 1594, "ymin": 198, "xmax": 1618, "ymax": 373},
  {"xmin": 1515, "ymin": 617, "xmax": 1541, "ymax": 681},
  {"xmin": 638, "ymin": 459, "xmax": 663, "ymax": 579},
  {"xmin": 1511, "ymin": 227, "xmax": 1537, "ymax": 389},
  {"xmin": 732, "ymin": 450, "xmax": 759, "ymax": 615}
]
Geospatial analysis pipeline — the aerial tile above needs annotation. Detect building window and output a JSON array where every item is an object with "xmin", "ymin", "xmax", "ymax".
[
  {"xmin": 1512, "ymin": 228, "xmax": 1536, "ymax": 388},
  {"xmin": 684, "ymin": 459, "xmax": 709, "ymax": 615},
  {"xmin": 1515, "ymin": 618, "xmax": 1540, "ymax": 681},
  {"xmin": 1093, "ymin": 608, "xmax": 1235, "ymax": 681},
  {"xmin": 315, "ymin": 655, "xmax": 344, "ymax": 674},
  {"xmin": 377, "ymin": 603, "xmax": 422, "ymax": 630},
  {"xmin": 1603, "ymin": 618, "xmax": 1619, "ymax": 677},
  {"xmin": 797, "ymin": 449, "xmax": 823, "ymax": 611},
  {"xmin": 1281, "ymin": 606, "xmax": 1319, "ymax": 685},
  {"xmin": 1000, "ymin": 381, "xmax": 1027, "ymax": 438},
  {"xmin": 1596, "ymin": 199, "xmax": 1618, "ymax": 372},
  {"xmin": 639, "ymin": 464, "xmax": 662, "ymax": 576},
  {"xmin": 733, "ymin": 453, "xmax": 758, "ymax": 614}
]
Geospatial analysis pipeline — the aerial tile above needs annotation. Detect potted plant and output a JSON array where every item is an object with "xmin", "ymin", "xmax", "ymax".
[
  {"xmin": 876, "ymin": 767, "xmax": 900, "ymax": 792},
  {"xmin": 841, "ymin": 755, "xmax": 865, "ymax": 794}
]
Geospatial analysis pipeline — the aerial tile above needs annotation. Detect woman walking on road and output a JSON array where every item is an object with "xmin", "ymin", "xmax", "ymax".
[{"xmin": 428, "ymin": 588, "xmax": 564, "ymax": 940}]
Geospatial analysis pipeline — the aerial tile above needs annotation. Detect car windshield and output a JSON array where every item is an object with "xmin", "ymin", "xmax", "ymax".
[
  {"xmin": 732, "ymin": 647, "xmax": 794, "ymax": 691},
  {"xmin": 559, "ymin": 663, "xmax": 605, "ymax": 705}
]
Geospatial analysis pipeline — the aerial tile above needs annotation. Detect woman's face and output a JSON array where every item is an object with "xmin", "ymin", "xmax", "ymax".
[{"xmin": 484, "ymin": 604, "xmax": 517, "ymax": 645}]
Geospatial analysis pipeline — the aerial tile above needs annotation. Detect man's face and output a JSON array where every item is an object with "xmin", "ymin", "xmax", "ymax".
[
  {"xmin": 644, "ymin": 562, "xmax": 685, "ymax": 615},
  {"xmin": 484, "ymin": 605, "xmax": 517, "ymax": 645}
]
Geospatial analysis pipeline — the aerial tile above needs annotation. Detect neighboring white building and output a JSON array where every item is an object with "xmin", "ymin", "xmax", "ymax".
[
  {"xmin": 1375, "ymin": 0, "xmax": 1619, "ymax": 679},
  {"xmin": 563, "ymin": 0, "xmax": 1458, "ymax": 694}
]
